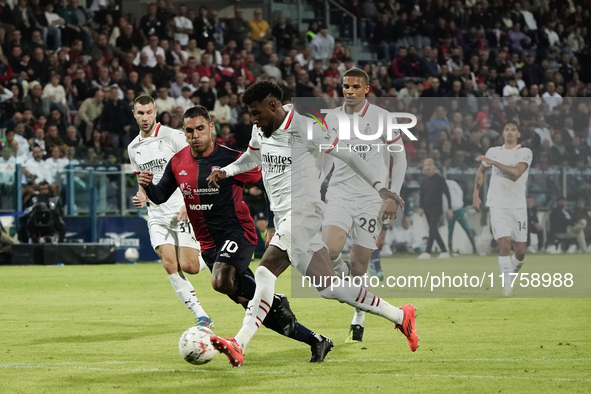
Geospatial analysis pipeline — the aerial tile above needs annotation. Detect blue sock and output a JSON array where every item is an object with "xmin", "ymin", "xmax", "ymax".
[
  {"xmin": 291, "ymin": 322, "xmax": 320, "ymax": 346},
  {"xmin": 238, "ymin": 269, "xmax": 256, "ymax": 300},
  {"xmin": 371, "ymin": 249, "xmax": 382, "ymax": 271}
]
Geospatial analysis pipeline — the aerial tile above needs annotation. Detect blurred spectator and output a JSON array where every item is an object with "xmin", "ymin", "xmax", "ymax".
[
  {"xmin": 154, "ymin": 85, "xmax": 176, "ymax": 114},
  {"xmin": 0, "ymin": 130, "xmax": 18, "ymax": 158},
  {"xmin": 75, "ymin": 89, "xmax": 104, "ymax": 141},
  {"xmin": 444, "ymin": 179, "xmax": 477, "ymax": 254},
  {"xmin": 45, "ymin": 144, "xmax": 68, "ymax": 185},
  {"xmin": 381, "ymin": 216, "xmax": 423, "ymax": 256},
  {"xmin": 192, "ymin": 76, "xmax": 215, "ymax": 110},
  {"xmin": 226, "ymin": 8, "xmax": 250, "ymax": 46},
  {"xmin": 210, "ymin": 91, "xmax": 231, "ymax": 125},
  {"xmin": 216, "ymin": 123, "xmax": 236, "ymax": 149},
  {"xmin": 64, "ymin": 125, "xmax": 82, "ymax": 147},
  {"xmin": 250, "ymin": 8, "xmax": 270, "ymax": 47},
  {"xmin": 233, "ymin": 112, "xmax": 252, "ymax": 152},
  {"xmin": 572, "ymin": 199, "xmax": 591, "ymax": 249},
  {"xmin": 100, "ymin": 86, "xmax": 133, "ymax": 149},
  {"xmin": 526, "ymin": 196, "xmax": 544, "ymax": 253},
  {"xmin": 174, "ymin": 4, "xmax": 193, "ymax": 48},
  {"xmin": 138, "ymin": 3, "xmax": 163, "ymax": 43},
  {"xmin": 44, "ymin": 124, "xmax": 64, "ymax": 152},
  {"xmin": 193, "ymin": 6, "xmax": 213, "ymax": 49},
  {"xmin": 262, "ymin": 53, "xmax": 281, "ymax": 81},
  {"xmin": 175, "ymin": 86, "xmax": 193, "ymax": 113},
  {"xmin": 23, "ymin": 82, "xmax": 49, "ymax": 119},
  {"xmin": 549, "ymin": 196, "xmax": 587, "ymax": 253},
  {"xmin": 141, "ymin": 35, "xmax": 165, "ymax": 68},
  {"xmin": 310, "ymin": 25, "xmax": 334, "ymax": 65},
  {"xmin": 272, "ymin": 15, "xmax": 297, "ymax": 57},
  {"xmin": 22, "ymin": 146, "xmax": 50, "ymax": 184}
]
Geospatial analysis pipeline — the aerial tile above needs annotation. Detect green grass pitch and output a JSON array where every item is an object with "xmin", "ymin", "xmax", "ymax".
[{"xmin": 1, "ymin": 255, "xmax": 589, "ymax": 393}]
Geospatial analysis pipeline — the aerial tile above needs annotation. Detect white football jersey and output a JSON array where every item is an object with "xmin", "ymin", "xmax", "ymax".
[
  {"xmin": 482, "ymin": 144, "xmax": 532, "ymax": 209},
  {"xmin": 128, "ymin": 123, "xmax": 188, "ymax": 218},
  {"xmin": 325, "ymin": 101, "xmax": 403, "ymax": 202},
  {"xmin": 245, "ymin": 104, "xmax": 337, "ymax": 223}
]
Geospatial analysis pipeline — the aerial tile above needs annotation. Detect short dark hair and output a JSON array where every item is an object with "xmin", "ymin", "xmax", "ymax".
[
  {"xmin": 183, "ymin": 105, "xmax": 212, "ymax": 124},
  {"xmin": 134, "ymin": 94, "xmax": 155, "ymax": 106},
  {"xmin": 242, "ymin": 80, "xmax": 283, "ymax": 106},
  {"xmin": 342, "ymin": 67, "xmax": 369, "ymax": 85},
  {"xmin": 557, "ymin": 196, "xmax": 566, "ymax": 202},
  {"xmin": 504, "ymin": 120, "xmax": 520, "ymax": 131}
]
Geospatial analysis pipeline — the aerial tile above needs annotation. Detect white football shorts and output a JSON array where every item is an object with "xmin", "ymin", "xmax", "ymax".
[
  {"xmin": 489, "ymin": 207, "xmax": 528, "ymax": 242},
  {"xmin": 323, "ymin": 195, "xmax": 383, "ymax": 250},
  {"xmin": 148, "ymin": 216, "xmax": 201, "ymax": 251},
  {"xmin": 270, "ymin": 201, "xmax": 328, "ymax": 275}
]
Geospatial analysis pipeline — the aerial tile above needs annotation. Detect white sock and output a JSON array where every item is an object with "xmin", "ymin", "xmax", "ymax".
[
  {"xmin": 168, "ymin": 272, "xmax": 208, "ymax": 318},
  {"xmin": 498, "ymin": 255, "xmax": 512, "ymax": 290},
  {"xmin": 332, "ymin": 254, "xmax": 348, "ymax": 276},
  {"xmin": 510, "ymin": 254, "xmax": 524, "ymax": 273},
  {"xmin": 318, "ymin": 284, "xmax": 403, "ymax": 325},
  {"xmin": 198, "ymin": 253, "xmax": 207, "ymax": 273},
  {"xmin": 234, "ymin": 266, "xmax": 277, "ymax": 352},
  {"xmin": 351, "ymin": 307, "xmax": 365, "ymax": 326}
]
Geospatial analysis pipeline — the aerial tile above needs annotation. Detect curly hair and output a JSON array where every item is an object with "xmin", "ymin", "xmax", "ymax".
[{"xmin": 242, "ymin": 80, "xmax": 283, "ymax": 106}]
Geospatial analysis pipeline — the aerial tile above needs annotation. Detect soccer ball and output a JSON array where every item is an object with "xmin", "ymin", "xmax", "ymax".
[
  {"xmin": 124, "ymin": 248, "xmax": 139, "ymax": 262},
  {"xmin": 178, "ymin": 326, "xmax": 217, "ymax": 365}
]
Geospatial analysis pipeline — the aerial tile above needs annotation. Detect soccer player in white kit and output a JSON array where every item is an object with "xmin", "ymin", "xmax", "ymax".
[
  {"xmin": 128, "ymin": 95, "xmax": 212, "ymax": 327},
  {"xmin": 322, "ymin": 68, "xmax": 408, "ymax": 343},
  {"xmin": 473, "ymin": 121, "xmax": 533, "ymax": 296},
  {"xmin": 206, "ymin": 81, "xmax": 418, "ymax": 367}
]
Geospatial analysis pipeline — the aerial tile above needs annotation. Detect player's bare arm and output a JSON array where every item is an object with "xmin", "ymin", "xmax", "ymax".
[
  {"xmin": 476, "ymin": 156, "xmax": 528, "ymax": 181},
  {"xmin": 472, "ymin": 164, "xmax": 488, "ymax": 213}
]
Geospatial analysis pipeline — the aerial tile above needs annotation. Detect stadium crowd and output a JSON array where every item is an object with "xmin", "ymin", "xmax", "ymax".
[{"xmin": 0, "ymin": 0, "xmax": 590, "ymax": 207}]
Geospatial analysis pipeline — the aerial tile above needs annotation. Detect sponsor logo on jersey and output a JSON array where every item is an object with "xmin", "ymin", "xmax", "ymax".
[
  {"xmin": 136, "ymin": 151, "xmax": 141, "ymax": 155},
  {"xmin": 138, "ymin": 158, "xmax": 168, "ymax": 171},
  {"xmin": 189, "ymin": 204, "xmax": 213, "ymax": 210},
  {"xmin": 261, "ymin": 152, "xmax": 292, "ymax": 174},
  {"xmin": 179, "ymin": 170, "xmax": 187, "ymax": 175},
  {"xmin": 220, "ymin": 252, "xmax": 231, "ymax": 258},
  {"xmin": 179, "ymin": 183, "xmax": 195, "ymax": 199},
  {"xmin": 194, "ymin": 188, "xmax": 219, "ymax": 195}
]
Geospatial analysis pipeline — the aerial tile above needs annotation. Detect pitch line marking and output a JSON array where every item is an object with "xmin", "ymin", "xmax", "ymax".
[{"xmin": 1, "ymin": 363, "xmax": 590, "ymax": 382}]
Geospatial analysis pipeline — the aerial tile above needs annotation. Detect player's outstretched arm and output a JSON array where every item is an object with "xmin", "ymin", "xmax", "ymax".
[
  {"xmin": 476, "ymin": 155, "xmax": 528, "ymax": 181},
  {"xmin": 384, "ymin": 144, "xmax": 408, "ymax": 219},
  {"xmin": 138, "ymin": 161, "xmax": 179, "ymax": 204},
  {"xmin": 208, "ymin": 147, "xmax": 262, "ymax": 188},
  {"xmin": 328, "ymin": 148, "xmax": 404, "ymax": 219},
  {"xmin": 472, "ymin": 164, "xmax": 488, "ymax": 213}
]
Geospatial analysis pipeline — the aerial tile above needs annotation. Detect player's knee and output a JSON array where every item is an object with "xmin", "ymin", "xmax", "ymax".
[
  {"xmin": 181, "ymin": 259, "xmax": 200, "ymax": 275},
  {"xmin": 211, "ymin": 276, "xmax": 234, "ymax": 295},
  {"xmin": 160, "ymin": 258, "xmax": 177, "ymax": 274},
  {"xmin": 327, "ymin": 248, "xmax": 341, "ymax": 261}
]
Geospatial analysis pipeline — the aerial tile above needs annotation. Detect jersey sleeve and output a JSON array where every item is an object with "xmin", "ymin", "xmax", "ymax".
[
  {"xmin": 223, "ymin": 127, "xmax": 262, "ymax": 177},
  {"xmin": 481, "ymin": 148, "xmax": 493, "ymax": 168},
  {"xmin": 128, "ymin": 145, "xmax": 139, "ymax": 173},
  {"xmin": 143, "ymin": 160, "xmax": 179, "ymax": 204},
  {"xmin": 233, "ymin": 152, "xmax": 262, "ymax": 184},
  {"xmin": 517, "ymin": 148, "xmax": 533, "ymax": 168},
  {"xmin": 170, "ymin": 129, "xmax": 189, "ymax": 152}
]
